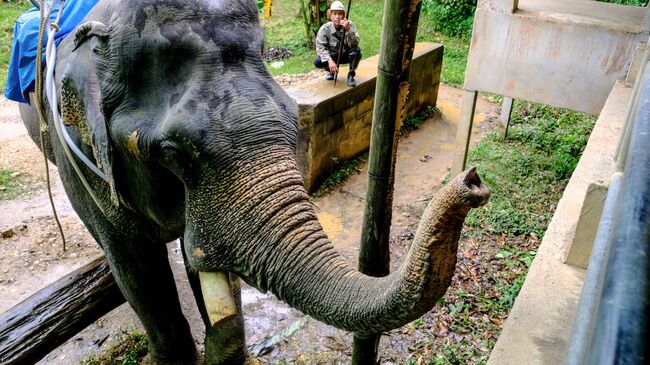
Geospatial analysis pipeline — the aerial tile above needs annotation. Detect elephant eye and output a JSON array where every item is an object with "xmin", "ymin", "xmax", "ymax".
[{"xmin": 159, "ymin": 142, "xmax": 195, "ymax": 185}]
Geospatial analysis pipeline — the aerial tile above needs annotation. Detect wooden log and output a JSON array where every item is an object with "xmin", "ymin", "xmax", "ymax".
[{"xmin": 0, "ymin": 256, "xmax": 125, "ymax": 365}]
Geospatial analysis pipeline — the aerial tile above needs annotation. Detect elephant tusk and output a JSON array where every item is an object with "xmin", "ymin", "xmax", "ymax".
[{"xmin": 198, "ymin": 271, "xmax": 238, "ymax": 327}]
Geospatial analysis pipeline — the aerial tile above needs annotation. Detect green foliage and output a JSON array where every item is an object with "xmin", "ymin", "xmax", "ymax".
[
  {"xmin": 313, "ymin": 153, "xmax": 367, "ymax": 196},
  {"xmin": 262, "ymin": 0, "xmax": 468, "ymax": 85},
  {"xmin": 464, "ymin": 102, "xmax": 595, "ymax": 236},
  {"xmin": 260, "ymin": 0, "xmax": 472, "ymax": 86},
  {"xmin": 507, "ymin": 102, "xmax": 594, "ymax": 179},
  {"xmin": 401, "ymin": 106, "xmax": 440, "ymax": 135},
  {"xmin": 0, "ymin": 0, "xmax": 471, "ymax": 90},
  {"xmin": 421, "ymin": 0, "xmax": 476, "ymax": 38},
  {"xmin": 0, "ymin": 0, "xmax": 31, "ymax": 89},
  {"xmin": 411, "ymin": 316, "xmax": 425, "ymax": 329},
  {"xmin": 263, "ymin": 0, "xmax": 384, "ymax": 75},
  {"xmin": 414, "ymin": 28, "xmax": 470, "ymax": 86},
  {"xmin": 306, "ymin": 0, "xmax": 329, "ymax": 38},
  {"xmin": 82, "ymin": 330, "xmax": 148, "ymax": 365}
]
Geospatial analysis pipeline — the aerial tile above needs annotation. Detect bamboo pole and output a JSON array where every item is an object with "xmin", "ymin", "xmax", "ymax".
[
  {"xmin": 352, "ymin": 1, "xmax": 422, "ymax": 363},
  {"xmin": 299, "ymin": 0, "xmax": 313, "ymax": 46}
]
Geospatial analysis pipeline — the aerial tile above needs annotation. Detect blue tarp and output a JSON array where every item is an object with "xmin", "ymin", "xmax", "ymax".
[{"xmin": 4, "ymin": 0, "xmax": 99, "ymax": 104}]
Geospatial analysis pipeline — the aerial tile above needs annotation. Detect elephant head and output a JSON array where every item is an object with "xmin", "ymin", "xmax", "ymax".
[{"xmin": 27, "ymin": 0, "xmax": 490, "ymax": 362}]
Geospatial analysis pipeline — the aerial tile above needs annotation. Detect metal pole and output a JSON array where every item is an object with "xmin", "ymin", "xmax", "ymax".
[
  {"xmin": 614, "ymin": 48, "xmax": 649, "ymax": 171},
  {"xmin": 587, "ymin": 62, "xmax": 650, "ymax": 365}
]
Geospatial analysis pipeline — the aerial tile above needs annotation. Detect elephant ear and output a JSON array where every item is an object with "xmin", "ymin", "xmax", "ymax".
[
  {"xmin": 60, "ymin": 21, "xmax": 118, "ymax": 206},
  {"xmin": 73, "ymin": 21, "xmax": 109, "ymax": 51}
]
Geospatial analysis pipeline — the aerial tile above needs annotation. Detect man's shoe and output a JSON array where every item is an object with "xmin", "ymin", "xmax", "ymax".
[
  {"xmin": 326, "ymin": 71, "xmax": 335, "ymax": 80},
  {"xmin": 347, "ymin": 74, "xmax": 357, "ymax": 87}
]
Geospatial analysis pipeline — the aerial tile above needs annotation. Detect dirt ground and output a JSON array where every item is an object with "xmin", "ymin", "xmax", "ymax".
[{"xmin": 0, "ymin": 79, "xmax": 499, "ymax": 364}]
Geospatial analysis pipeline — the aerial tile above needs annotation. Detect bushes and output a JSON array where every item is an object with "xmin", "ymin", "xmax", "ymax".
[
  {"xmin": 421, "ymin": 0, "xmax": 477, "ymax": 38},
  {"xmin": 420, "ymin": 0, "xmax": 646, "ymax": 39}
]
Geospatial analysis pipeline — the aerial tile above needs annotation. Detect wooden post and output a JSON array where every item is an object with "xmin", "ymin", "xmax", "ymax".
[
  {"xmin": 0, "ymin": 257, "xmax": 125, "ymax": 365},
  {"xmin": 353, "ymin": 0, "xmax": 422, "ymax": 363},
  {"xmin": 494, "ymin": 0, "xmax": 519, "ymax": 13},
  {"xmin": 500, "ymin": 96, "xmax": 514, "ymax": 139},
  {"xmin": 451, "ymin": 90, "xmax": 478, "ymax": 178}
]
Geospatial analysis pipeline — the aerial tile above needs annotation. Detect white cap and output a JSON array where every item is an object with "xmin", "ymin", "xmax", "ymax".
[{"xmin": 330, "ymin": 1, "xmax": 345, "ymax": 12}]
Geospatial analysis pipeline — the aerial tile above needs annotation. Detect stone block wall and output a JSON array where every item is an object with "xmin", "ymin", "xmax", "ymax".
[{"xmin": 285, "ymin": 42, "xmax": 443, "ymax": 192}]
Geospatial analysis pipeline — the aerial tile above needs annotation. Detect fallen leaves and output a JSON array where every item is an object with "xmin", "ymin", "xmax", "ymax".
[{"xmin": 375, "ymin": 232, "xmax": 541, "ymax": 363}]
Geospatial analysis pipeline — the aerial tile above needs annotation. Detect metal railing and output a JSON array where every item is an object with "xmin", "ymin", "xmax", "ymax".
[{"xmin": 565, "ymin": 53, "xmax": 650, "ymax": 365}]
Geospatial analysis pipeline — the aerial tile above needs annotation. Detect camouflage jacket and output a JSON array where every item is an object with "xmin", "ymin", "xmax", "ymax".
[{"xmin": 315, "ymin": 20, "xmax": 360, "ymax": 62}]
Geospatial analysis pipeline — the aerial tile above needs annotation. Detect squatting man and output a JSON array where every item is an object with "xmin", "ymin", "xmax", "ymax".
[{"xmin": 313, "ymin": 0, "xmax": 362, "ymax": 87}]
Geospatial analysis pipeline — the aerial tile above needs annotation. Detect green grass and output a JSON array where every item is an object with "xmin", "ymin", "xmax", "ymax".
[
  {"xmin": 1, "ymin": 0, "xmax": 32, "ymax": 90},
  {"xmin": 465, "ymin": 101, "xmax": 596, "ymax": 237},
  {"xmin": 0, "ymin": 168, "xmax": 24, "ymax": 201},
  {"xmin": 262, "ymin": 0, "xmax": 470, "ymax": 86},
  {"xmin": 82, "ymin": 330, "xmax": 148, "ymax": 365},
  {"xmin": 396, "ymin": 103, "xmax": 595, "ymax": 364},
  {"xmin": 414, "ymin": 30, "xmax": 469, "ymax": 86},
  {"xmin": 0, "ymin": 0, "xmax": 470, "ymax": 90},
  {"xmin": 262, "ymin": 0, "xmax": 385, "ymax": 75}
]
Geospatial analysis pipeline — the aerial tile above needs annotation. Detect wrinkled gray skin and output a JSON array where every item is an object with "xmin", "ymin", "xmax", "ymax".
[{"xmin": 19, "ymin": 0, "xmax": 490, "ymax": 363}]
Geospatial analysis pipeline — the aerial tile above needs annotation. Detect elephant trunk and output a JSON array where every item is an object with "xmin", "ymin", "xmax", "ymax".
[{"xmin": 187, "ymin": 148, "xmax": 489, "ymax": 335}]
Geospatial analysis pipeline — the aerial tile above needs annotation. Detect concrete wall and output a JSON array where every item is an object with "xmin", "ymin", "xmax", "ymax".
[
  {"xmin": 285, "ymin": 43, "xmax": 443, "ymax": 192},
  {"xmin": 465, "ymin": 0, "xmax": 649, "ymax": 115},
  {"xmin": 487, "ymin": 80, "xmax": 631, "ymax": 365}
]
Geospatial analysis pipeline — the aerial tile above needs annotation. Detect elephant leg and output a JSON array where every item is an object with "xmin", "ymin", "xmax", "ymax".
[
  {"xmin": 181, "ymin": 239, "xmax": 247, "ymax": 365},
  {"xmin": 45, "ymin": 99, "xmax": 197, "ymax": 363},
  {"xmin": 100, "ymin": 234, "xmax": 199, "ymax": 364}
]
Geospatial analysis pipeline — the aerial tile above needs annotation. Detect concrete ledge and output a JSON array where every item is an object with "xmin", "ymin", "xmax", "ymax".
[
  {"xmin": 516, "ymin": 0, "xmax": 647, "ymax": 33},
  {"xmin": 487, "ymin": 80, "xmax": 631, "ymax": 364},
  {"xmin": 285, "ymin": 42, "xmax": 443, "ymax": 192},
  {"xmin": 467, "ymin": 0, "xmax": 647, "ymax": 115}
]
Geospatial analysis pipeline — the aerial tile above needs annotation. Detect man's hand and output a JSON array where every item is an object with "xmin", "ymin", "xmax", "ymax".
[
  {"xmin": 340, "ymin": 18, "xmax": 351, "ymax": 31},
  {"xmin": 328, "ymin": 59, "xmax": 338, "ymax": 74}
]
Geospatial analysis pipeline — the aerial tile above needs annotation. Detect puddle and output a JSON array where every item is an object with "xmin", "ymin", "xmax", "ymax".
[
  {"xmin": 315, "ymin": 210, "xmax": 343, "ymax": 241},
  {"xmin": 440, "ymin": 143, "xmax": 455, "ymax": 151},
  {"xmin": 437, "ymin": 99, "xmax": 486, "ymax": 125}
]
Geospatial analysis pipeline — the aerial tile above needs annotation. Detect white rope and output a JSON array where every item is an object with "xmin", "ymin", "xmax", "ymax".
[{"xmin": 43, "ymin": 1, "xmax": 107, "ymax": 210}]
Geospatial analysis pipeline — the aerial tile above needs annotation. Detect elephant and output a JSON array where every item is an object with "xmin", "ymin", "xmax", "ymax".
[{"xmin": 17, "ymin": 0, "xmax": 490, "ymax": 363}]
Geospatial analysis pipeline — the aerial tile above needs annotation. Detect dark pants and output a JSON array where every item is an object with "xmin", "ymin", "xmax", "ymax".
[{"xmin": 314, "ymin": 46, "xmax": 362, "ymax": 76}]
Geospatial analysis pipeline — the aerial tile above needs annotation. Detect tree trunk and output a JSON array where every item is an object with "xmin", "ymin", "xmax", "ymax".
[
  {"xmin": 0, "ymin": 256, "xmax": 125, "ymax": 365},
  {"xmin": 308, "ymin": 0, "xmax": 328, "ymax": 38},
  {"xmin": 354, "ymin": 0, "xmax": 423, "ymax": 363},
  {"xmin": 299, "ymin": 0, "xmax": 314, "ymax": 47}
]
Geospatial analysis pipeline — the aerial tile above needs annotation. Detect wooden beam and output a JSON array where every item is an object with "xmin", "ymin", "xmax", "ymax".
[
  {"xmin": 500, "ymin": 96, "xmax": 514, "ymax": 139},
  {"xmin": 451, "ymin": 90, "xmax": 478, "ymax": 178},
  {"xmin": 493, "ymin": 0, "xmax": 518, "ymax": 13},
  {"xmin": 0, "ymin": 256, "xmax": 125, "ymax": 365}
]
